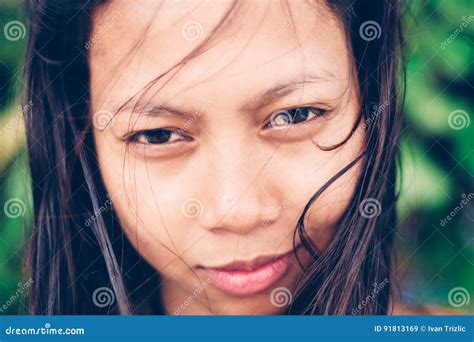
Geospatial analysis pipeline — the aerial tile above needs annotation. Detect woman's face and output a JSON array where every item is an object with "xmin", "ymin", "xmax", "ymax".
[{"xmin": 91, "ymin": 0, "xmax": 364, "ymax": 314}]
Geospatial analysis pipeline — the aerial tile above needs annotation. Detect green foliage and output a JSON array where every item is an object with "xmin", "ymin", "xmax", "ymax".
[
  {"xmin": 0, "ymin": 1, "xmax": 472, "ymax": 314},
  {"xmin": 396, "ymin": 0, "xmax": 473, "ymax": 310}
]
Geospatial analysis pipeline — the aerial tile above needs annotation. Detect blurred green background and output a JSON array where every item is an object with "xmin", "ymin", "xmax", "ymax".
[{"xmin": 0, "ymin": 0, "xmax": 473, "ymax": 314}]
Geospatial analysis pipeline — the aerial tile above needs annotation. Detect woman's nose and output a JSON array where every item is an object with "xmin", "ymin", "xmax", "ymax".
[{"xmin": 195, "ymin": 142, "xmax": 282, "ymax": 235}]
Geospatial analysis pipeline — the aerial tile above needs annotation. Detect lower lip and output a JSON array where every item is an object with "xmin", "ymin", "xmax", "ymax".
[{"xmin": 203, "ymin": 254, "xmax": 290, "ymax": 296}]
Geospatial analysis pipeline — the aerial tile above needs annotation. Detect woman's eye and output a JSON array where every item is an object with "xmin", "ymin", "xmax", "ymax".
[
  {"xmin": 127, "ymin": 129, "xmax": 187, "ymax": 145},
  {"xmin": 266, "ymin": 107, "xmax": 327, "ymax": 129}
]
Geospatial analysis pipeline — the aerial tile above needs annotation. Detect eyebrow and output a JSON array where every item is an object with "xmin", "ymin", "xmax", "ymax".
[
  {"xmin": 114, "ymin": 72, "xmax": 336, "ymax": 118},
  {"xmin": 238, "ymin": 72, "xmax": 335, "ymax": 113}
]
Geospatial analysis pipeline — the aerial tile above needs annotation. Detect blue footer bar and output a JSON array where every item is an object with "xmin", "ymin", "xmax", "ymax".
[{"xmin": 0, "ymin": 316, "xmax": 472, "ymax": 342}]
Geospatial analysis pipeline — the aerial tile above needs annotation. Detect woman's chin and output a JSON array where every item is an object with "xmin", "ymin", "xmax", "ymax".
[{"xmin": 194, "ymin": 299, "xmax": 283, "ymax": 315}]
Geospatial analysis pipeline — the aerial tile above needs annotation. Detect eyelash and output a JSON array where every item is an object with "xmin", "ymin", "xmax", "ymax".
[
  {"xmin": 264, "ymin": 107, "xmax": 328, "ymax": 129},
  {"xmin": 126, "ymin": 129, "xmax": 189, "ymax": 145},
  {"xmin": 126, "ymin": 106, "xmax": 328, "ymax": 145}
]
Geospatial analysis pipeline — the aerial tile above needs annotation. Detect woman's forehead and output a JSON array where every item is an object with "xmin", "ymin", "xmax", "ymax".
[{"xmin": 89, "ymin": 0, "xmax": 351, "ymax": 110}]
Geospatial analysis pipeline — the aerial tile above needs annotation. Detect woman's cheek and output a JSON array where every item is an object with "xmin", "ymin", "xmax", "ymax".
[
  {"xmin": 303, "ymin": 164, "xmax": 361, "ymax": 251},
  {"xmin": 100, "ymin": 161, "xmax": 186, "ymax": 269},
  {"xmin": 278, "ymin": 138, "xmax": 363, "ymax": 252}
]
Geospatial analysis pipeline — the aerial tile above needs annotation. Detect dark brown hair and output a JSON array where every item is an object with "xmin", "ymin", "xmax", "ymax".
[{"xmin": 23, "ymin": 0, "xmax": 404, "ymax": 315}]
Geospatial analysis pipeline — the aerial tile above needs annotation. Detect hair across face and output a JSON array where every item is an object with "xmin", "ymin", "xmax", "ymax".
[
  {"xmin": 89, "ymin": 0, "xmax": 364, "ymax": 315},
  {"xmin": 23, "ymin": 0, "xmax": 403, "ymax": 315}
]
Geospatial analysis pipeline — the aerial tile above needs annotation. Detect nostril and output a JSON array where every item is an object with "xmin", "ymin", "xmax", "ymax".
[{"xmin": 198, "ymin": 206, "xmax": 240, "ymax": 230}]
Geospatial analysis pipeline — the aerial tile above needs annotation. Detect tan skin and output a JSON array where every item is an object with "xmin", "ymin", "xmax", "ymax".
[{"xmin": 90, "ymin": 0, "xmax": 453, "ymax": 315}]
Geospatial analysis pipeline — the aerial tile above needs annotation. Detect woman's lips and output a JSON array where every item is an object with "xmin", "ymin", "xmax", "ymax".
[{"xmin": 202, "ymin": 252, "xmax": 291, "ymax": 296}]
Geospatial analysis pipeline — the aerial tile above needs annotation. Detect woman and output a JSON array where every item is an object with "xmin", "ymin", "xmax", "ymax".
[{"xmin": 23, "ymin": 0, "xmax": 455, "ymax": 315}]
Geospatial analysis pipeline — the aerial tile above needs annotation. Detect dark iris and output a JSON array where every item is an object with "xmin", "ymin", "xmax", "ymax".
[
  {"xmin": 270, "ymin": 107, "xmax": 324, "ymax": 128},
  {"xmin": 289, "ymin": 107, "xmax": 317, "ymax": 124},
  {"xmin": 132, "ymin": 129, "xmax": 173, "ymax": 144}
]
